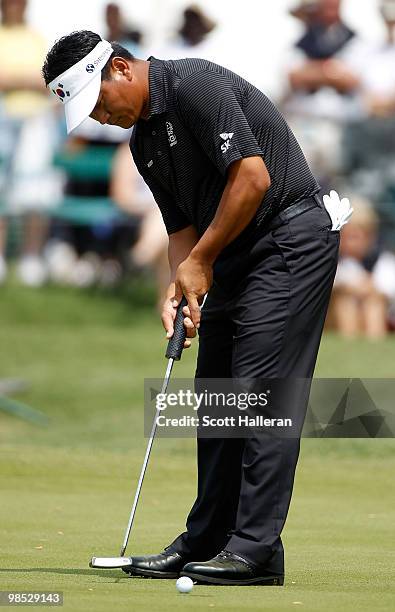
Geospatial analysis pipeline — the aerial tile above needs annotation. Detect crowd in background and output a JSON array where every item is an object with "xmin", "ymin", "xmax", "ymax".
[{"xmin": 1, "ymin": 0, "xmax": 395, "ymax": 338}]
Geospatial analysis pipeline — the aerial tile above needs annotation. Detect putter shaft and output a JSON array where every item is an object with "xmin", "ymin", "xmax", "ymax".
[{"xmin": 120, "ymin": 358, "xmax": 175, "ymax": 556}]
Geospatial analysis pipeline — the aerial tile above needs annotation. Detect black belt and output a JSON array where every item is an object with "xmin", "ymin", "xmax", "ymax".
[{"xmin": 267, "ymin": 194, "xmax": 321, "ymax": 232}]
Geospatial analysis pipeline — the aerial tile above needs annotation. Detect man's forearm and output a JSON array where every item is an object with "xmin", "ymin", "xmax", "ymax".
[
  {"xmin": 168, "ymin": 225, "xmax": 199, "ymax": 281},
  {"xmin": 191, "ymin": 157, "xmax": 270, "ymax": 265}
]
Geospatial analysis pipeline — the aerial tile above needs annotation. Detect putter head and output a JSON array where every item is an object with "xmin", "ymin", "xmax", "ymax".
[{"xmin": 90, "ymin": 556, "xmax": 132, "ymax": 569}]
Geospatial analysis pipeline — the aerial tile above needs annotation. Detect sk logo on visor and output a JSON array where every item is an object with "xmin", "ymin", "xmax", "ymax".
[{"xmin": 86, "ymin": 64, "xmax": 95, "ymax": 73}]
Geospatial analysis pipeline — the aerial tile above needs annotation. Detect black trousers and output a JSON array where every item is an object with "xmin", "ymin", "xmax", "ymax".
[{"xmin": 170, "ymin": 200, "xmax": 340, "ymax": 567}]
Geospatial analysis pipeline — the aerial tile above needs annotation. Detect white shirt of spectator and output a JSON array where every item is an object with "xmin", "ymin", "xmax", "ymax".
[{"xmin": 361, "ymin": 43, "xmax": 395, "ymax": 97}]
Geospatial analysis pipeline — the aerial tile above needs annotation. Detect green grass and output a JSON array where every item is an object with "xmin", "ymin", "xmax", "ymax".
[{"xmin": 0, "ymin": 282, "xmax": 394, "ymax": 611}]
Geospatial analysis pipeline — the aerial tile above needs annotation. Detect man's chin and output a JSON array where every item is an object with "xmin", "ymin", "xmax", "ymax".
[{"xmin": 114, "ymin": 116, "xmax": 134, "ymax": 129}]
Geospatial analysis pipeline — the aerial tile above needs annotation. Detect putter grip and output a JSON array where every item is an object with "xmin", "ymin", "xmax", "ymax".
[{"xmin": 165, "ymin": 296, "xmax": 188, "ymax": 360}]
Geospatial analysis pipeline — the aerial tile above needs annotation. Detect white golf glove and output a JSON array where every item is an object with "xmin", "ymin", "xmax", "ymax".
[{"xmin": 323, "ymin": 190, "xmax": 353, "ymax": 231}]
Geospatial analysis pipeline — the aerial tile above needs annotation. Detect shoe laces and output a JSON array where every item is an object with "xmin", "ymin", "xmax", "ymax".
[
  {"xmin": 218, "ymin": 550, "xmax": 254, "ymax": 569},
  {"xmin": 218, "ymin": 550, "xmax": 233, "ymax": 559}
]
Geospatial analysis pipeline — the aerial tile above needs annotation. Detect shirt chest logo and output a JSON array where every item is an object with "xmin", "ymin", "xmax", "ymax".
[
  {"xmin": 166, "ymin": 121, "xmax": 178, "ymax": 147},
  {"xmin": 220, "ymin": 132, "xmax": 234, "ymax": 154}
]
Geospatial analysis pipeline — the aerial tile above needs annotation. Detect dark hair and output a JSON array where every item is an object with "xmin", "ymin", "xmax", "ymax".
[{"xmin": 42, "ymin": 29, "xmax": 134, "ymax": 86}]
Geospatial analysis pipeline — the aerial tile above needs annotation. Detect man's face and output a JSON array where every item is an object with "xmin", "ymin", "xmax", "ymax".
[{"xmin": 89, "ymin": 60, "xmax": 144, "ymax": 129}]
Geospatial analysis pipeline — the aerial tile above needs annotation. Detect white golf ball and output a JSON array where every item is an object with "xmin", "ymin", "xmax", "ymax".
[{"xmin": 176, "ymin": 576, "xmax": 194, "ymax": 593}]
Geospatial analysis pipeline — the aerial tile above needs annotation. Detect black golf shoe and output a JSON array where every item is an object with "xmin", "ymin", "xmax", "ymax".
[
  {"xmin": 122, "ymin": 547, "xmax": 189, "ymax": 579},
  {"xmin": 181, "ymin": 549, "xmax": 284, "ymax": 586}
]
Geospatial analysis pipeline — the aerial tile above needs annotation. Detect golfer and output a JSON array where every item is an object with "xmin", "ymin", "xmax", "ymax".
[{"xmin": 43, "ymin": 31, "xmax": 351, "ymax": 586}]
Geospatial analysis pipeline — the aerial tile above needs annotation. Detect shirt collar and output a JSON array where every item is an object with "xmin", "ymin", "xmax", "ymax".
[{"xmin": 147, "ymin": 56, "xmax": 169, "ymax": 118}]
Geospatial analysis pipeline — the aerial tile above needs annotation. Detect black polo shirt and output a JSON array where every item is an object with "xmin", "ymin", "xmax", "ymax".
[{"xmin": 130, "ymin": 57, "xmax": 319, "ymax": 256}]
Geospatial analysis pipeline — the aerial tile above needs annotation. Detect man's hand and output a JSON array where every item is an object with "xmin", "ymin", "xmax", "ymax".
[
  {"xmin": 161, "ymin": 282, "xmax": 198, "ymax": 349},
  {"xmin": 174, "ymin": 253, "xmax": 213, "ymax": 329}
]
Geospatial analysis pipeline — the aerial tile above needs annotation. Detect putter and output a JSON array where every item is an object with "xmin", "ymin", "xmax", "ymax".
[{"xmin": 90, "ymin": 297, "xmax": 188, "ymax": 569}]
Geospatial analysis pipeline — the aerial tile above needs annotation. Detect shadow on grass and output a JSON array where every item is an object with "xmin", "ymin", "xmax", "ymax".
[
  {"xmin": 0, "ymin": 568, "xmax": 124, "ymax": 579},
  {"xmin": 0, "ymin": 568, "xmax": 217, "ymax": 594}
]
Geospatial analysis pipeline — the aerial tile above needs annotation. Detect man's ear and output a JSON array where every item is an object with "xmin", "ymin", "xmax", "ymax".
[{"xmin": 111, "ymin": 57, "xmax": 132, "ymax": 79}]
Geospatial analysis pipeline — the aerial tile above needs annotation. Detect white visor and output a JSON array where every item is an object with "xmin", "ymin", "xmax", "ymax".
[{"xmin": 48, "ymin": 40, "xmax": 113, "ymax": 134}]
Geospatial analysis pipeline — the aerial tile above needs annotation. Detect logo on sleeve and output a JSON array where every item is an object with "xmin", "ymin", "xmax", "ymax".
[{"xmin": 220, "ymin": 132, "xmax": 234, "ymax": 154}]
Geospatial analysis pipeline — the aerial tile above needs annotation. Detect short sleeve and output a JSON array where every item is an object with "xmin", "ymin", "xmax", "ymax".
[
  {"xmin": 139, "ymin": 172, "xmax": 191, "ymax": 235},
  {"xmin": 130, "ymin": 132, "xmax": 191, "ymax": 235},
  {"xmin": 176, "ymin": 70, "xmax": 264, "ymax": 176}
]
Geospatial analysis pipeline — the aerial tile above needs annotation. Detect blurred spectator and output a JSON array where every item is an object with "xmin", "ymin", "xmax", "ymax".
[
  {"xmin": 328, "ymin": 196, "xmax": 395, "ymax": 339},
  {"xmin": 286, "ymin": 0, "xmax": 366, "ymax": 113},
  {"xmin": 0, "ymin": 0, "xmax": 61, "ymax": 286},
  {"xmin": 45, "ymin": 119, "xmax": 137, "ymax": 288},
  {"xmin": 156, "ymin": 4, "xmax": 218, "ymax": 60},
  {"xmin": 178, "ymin": 4, "xmax": 216, "ymax": 47},
  {"xmin": 282, "ymin": 0, "xmax": 370, "ymax": 186},
  {"xmin": 110, "ymin": 142, "xmax": 169, "ymax": 306},
  {"xmin": 42, "ymin": 4, "xmax": 146, "ymax": 289},
  {"xmin": 363, "ymin": 0, "xmax": 395, "ymax": 118},
  {"xmin": 105, "ymin": 3, "xmax": 142, "ymax": 56},
  {"xmin": 44, "ymin": 2, "xmax": 146, "ymax": 290},
  {"xmin": 341, "ymin": 0, "xmax": 395, "ymax": 244}
]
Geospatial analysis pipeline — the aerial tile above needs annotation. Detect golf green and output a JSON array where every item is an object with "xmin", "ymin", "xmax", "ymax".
[{"xmin": 1, "ymin": 283, "xmax": 394, "ymax": 611}]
